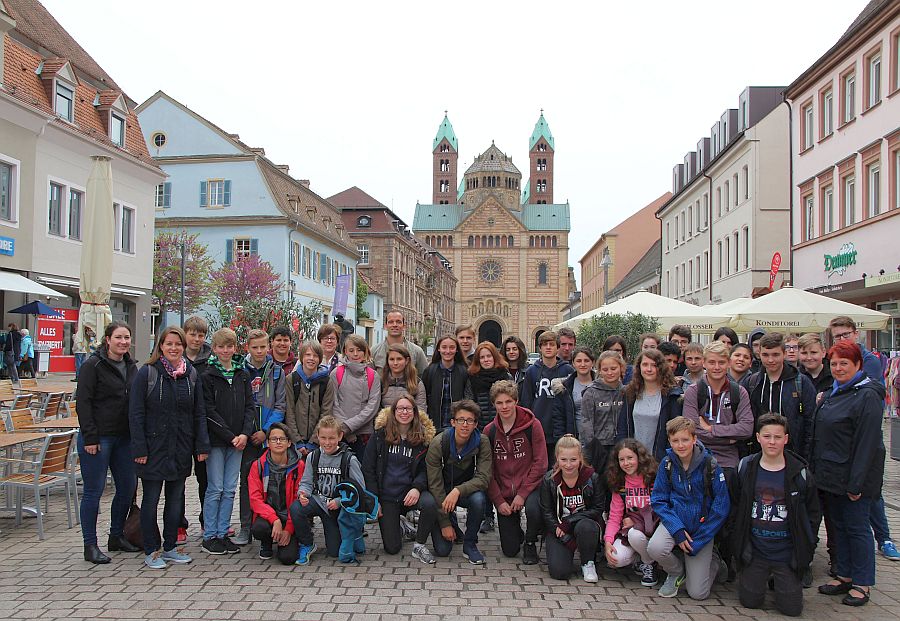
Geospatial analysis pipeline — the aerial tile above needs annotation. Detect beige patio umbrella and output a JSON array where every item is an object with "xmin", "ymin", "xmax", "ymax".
[{"xmin": 74, "ymin": 156, "xmax": 114, "ymax": 351}]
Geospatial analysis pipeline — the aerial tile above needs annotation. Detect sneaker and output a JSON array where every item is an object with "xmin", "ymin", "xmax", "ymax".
[
  {"xmin": 201, "ymin": 538, "xmax": 225, "ymax": 555},
  {"xmin": 258, "ymin": 543, "xmax": 273, "ymax": 560},
  {"xmin": 463, "ymin": 543, "xmax": 485, "ymax": 565},
  {"xmin": 658, "ymin": 572, "xmax": 685, "ymax": 598},
  {"xmin": 176, "ymin": 528, "xmax": 188, "ymax": 546},
  {"xmin": 582, "ymin": 560, "xmax": 599, "ymax": 583},
  {"xmin": 411, "ymin": 543, "xmax": 436, "ymax": 565},
  {"xmin": 231, "ymin": 528, "xmax": 251, "ymax": 546},
  {"xmin": 632, "ymin": 558, "xmax": 644, "ymax": 577},
  {"xmin": 222, "ymin": 537, "xmax": 240, "ymax": 554},
  {"xmin": 640, "ymin": 562, "xmax": 658, "ymax": 587},
  {"xmin": 399, "ymin": 514, "xmax": 416, "ymax": 541},
  {"xmin": 479, "ymin": 514, "xmax": 495, "ymax": 534},
  {"xmin": 801, "ymin": 567, "xmax": 813, "ymax": 589},
  {"xmin": 161, "ymin": 548, "xmax": 192, "ymax": 564},
  {"xmin": 144, "ymin": 551, "xmax": 167, "ymax": 569},
  {"xmin": 522, "ymin": 542, "xmax": 539, "ymax": 565},
  {"xmin": 881, "ymin": 541, "xmax": 900, "ymax": 560},
  {"xmin": 295, "ymin": 543, "xmax": 317, "ymax": 566},
  {"xmin": 715, "ymin": 553, "xmax": 728, "ymax": 584}
]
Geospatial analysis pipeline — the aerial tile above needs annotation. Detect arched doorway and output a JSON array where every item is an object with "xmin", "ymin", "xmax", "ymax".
[
  {"xmin": 478, "ymin": 320, "xmax": 502, "ymax": 348},
  {"xmin": 534, "ymin": 329, "xmax": 547, "ymax": 353}
]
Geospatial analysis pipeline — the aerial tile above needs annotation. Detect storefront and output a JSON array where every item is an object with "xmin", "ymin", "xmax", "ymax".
[{"xmin": 794, "ymin": 216, "xmax": 900, "ymax": 352}]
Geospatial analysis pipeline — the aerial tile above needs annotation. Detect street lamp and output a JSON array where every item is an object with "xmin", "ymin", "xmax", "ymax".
[
  {"xmin": 599, "ymin": 249, "xmax": 613, "ymax": 305},
  {"xmin": 177, "ymin": 239, "xmax": 193, "ymax": 327}
]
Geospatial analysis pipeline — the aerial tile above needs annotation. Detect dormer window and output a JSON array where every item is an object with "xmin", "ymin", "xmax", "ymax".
[
  {"xmin": 55, "ymin": 82, "xmax": 74, "ymax": 122},
  {"xmin": 357, "ymin": 215, "xmax": 372, "ymax": 228},
  {"xmin": 110, "ymin": 113, "xmax": 126, "ymax": 147}
]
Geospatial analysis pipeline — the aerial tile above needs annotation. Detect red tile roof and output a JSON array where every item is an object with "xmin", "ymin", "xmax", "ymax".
[{"xmin": 328, "ymin": 186, "xmax": 387, "ymax": 209}]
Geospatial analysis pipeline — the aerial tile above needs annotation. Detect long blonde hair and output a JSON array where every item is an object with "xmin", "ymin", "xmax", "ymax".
[{"xmin": 552, "ymin": 435, "xmax": 584, "ymax": 477}]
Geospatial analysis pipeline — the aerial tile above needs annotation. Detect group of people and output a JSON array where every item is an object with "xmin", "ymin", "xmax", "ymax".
[
  {"xmin": 1, "ymin": 322, "xmax": 35, "ymax": 381},
  {"xmin": 74, "ymin": 311, "xmax": 891, "ymax": 614}
]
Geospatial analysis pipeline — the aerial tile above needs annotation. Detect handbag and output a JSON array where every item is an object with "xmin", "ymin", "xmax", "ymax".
[{"xmin": 123, "ymin": 485, "xmax": 160, "ymax": 549}]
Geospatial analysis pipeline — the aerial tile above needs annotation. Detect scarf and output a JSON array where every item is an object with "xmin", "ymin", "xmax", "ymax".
[
  {"xmin": 160, "ymin": 355, "xmax": 186, "ymax": 379},
  {"xmin": 831, "ymin": 370, "xmax": 865, "ymax": 396},
  {"xmin": 209, "ymin": 354, "xmax": 237, "ymax": 384}
]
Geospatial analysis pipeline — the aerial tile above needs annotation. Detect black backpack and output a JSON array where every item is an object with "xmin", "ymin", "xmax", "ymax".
[
  {"xmin": 308, "ymin": 447, "xmax": 353, "ymax": 490},
  {"xmin": 695, "ymin": 378, "xmax": 741, "ymax": 420}
]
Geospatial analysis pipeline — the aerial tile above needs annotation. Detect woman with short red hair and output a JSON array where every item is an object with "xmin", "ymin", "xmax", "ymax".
[{"xmin": 810, "ymin": 340, "xmax": 885, "ymax": 607}]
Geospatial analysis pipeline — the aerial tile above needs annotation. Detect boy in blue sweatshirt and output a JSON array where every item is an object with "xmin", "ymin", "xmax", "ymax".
[
  {"xmin": 649, "ymin": 417, "xmax": 730, "ymax": 600},
  {"xmin": 520, "ymin": 331, "xmax": 575, "ymax": 464},
  {"xmin": 233, "ymin": 329, "xmax": 286, "ymax": 546}
]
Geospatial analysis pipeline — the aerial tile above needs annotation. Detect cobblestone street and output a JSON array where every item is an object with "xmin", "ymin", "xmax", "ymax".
[{"xmin": 1, "ymin": 423, "xmax": 899, "ymax": 621}]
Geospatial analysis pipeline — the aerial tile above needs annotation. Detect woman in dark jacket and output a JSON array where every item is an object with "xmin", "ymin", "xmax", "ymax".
[
  {"xmin": 616, "ymin": 349, "xmax": 683, "ymax": 462},
  {"xmin": 811, "ymin": 340, "xmax": 885, "ymax": 607},
  {"xmin": 420, "ymin": 335, "xmax": 471, "ymax": 430},
  {"xmin": 130, "ymin": 326, "xmax": 210, "ymax": 568},
  {"xmin": 502, "ymin": 336, "xmax": 531, "ymax": 392},
  {"xmin": 75, "ymin": 321, "xmax": 141, "ymax": 564},
  {"xmin": 468, "ymin": 342, "xmax": 513, "ymax": 430}
]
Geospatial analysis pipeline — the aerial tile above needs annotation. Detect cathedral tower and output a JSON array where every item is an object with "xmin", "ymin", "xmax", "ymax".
[
  {"xmin": 528, "ymin": 111, "xmax": 555, "ymax": 204},
  {"xmin": 432, "ymin": 112, "xmax": 458, "ymax": 204}
]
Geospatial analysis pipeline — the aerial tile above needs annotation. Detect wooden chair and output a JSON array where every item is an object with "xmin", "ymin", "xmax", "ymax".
[
  {"xmin": 0, "ymin": 430, "xmax": 77, "ymax": 539},
  {"xmin": 18, "ymin": 378, "xmax": 38, "ymax": 390},
  {"xmin": 62, "ymin": 399, "xmax": 76, "ymax": 419},
  {"xmin": 34, "ymin": 393, "xmax": 64, "ymax": 421},
  {"xmin": 3, "ymin": 408, "xmax": 35, "ymax": 432}
]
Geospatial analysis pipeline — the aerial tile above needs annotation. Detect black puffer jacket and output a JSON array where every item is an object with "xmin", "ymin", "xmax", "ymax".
[
  {"xmin": 75, "ymin": 349, "xmax": 137, "ymax": 445},
  {"xmin": 129, "ymin": 360, "xmax": 210, "ymax": 480},
  {"xmin": 202, "ymin": 360, "xmax": 255, "ymax": 448},
  {"xmin": 810, "ymin": 373, "xmax": 886, "ymax": 498}
]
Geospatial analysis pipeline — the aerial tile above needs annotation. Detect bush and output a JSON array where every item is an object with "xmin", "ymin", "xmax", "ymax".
[{"xmin": 576, "ymin": 313, "xmax": 659, "ymax": 362}]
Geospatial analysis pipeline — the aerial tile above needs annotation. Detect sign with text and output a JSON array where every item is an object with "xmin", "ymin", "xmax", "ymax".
[
  {"xmin": 824, "ymin": 242, "xmax": 857, "ymax": 278},
  {"xmin": 769, "ymin": 252, "xmax": 782, "ymax": 289},
  {"xmin": 333, "ymin": 274, "xmax": 351, "ymax": 317},
  {"xmin": 36, "ymin": 308, "xmax": 78, "ymax": 373},
  {"xmin": 0, "ymin": 236, "xmax": 14, "ymax": 256}
]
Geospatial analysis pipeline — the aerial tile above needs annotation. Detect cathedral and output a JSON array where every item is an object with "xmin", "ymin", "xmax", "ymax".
[{"xmin": 413, "ymin": 113, "xmax": 571, "ymax": 351}]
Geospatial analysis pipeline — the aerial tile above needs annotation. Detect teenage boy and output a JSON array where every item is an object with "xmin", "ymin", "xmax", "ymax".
[
  {"xmin": 484, "ymin": 380, "xmax": 547, "ymax": 564},
  {"xmin": 372, "ymin": 311, "xmax": 428, "ymax": 376},
  {"xmin": 828, "ymin": 316, "xmax": 900, "ymax": 561},
  {"xmin": 557, "ymin": 327, "xmax": 577, "ymax": 363},
  {"xmin": 454, "ymin": 325, "xmax": 477, "ymax": 363},
  {"xmin": 681, "ymin": 342, "xmax": 705, "ymax": 388},
  {"xmin": 658, "ymin": 341, "xmax": 682, "ymax": 378},
  {"xmin": 797, "ymin": 333, "xmax": 833, "ymax": 395},
  {"xmin": 248, "ymin": 423, "xmax": 304, "ymax": 564},
  {"xmin": 233, "ymin": 329, "xmax": 286, "ymax": 546},
  {"xmin": 317, "ymin": 324, "xmax": 342, "ymax": 372},
  {"xmin": 649, "ymin": 417, "xmax": 729, "ymax": 600},
  {"xmin": 668, "ymin": 325, "xmax": 692, "ymax": 375},
  {"xmin": 425, "ymin": 400, "xmax": 492, "ymax": 564},
  {"xmin": 180, "ymin": 315, "xmax": 212, "ymax": 543},
  {"xmin": 745, "ymin": 333, "xmax": 816, "ymax": 459},
  {"xmin": 201, "ymin": 328, "xmax": 255, "ymax": 555},
  {"xmin": 733, "ymin": 413, "xmax": 820, "ymax": 617},
  {"xmin": 784, "ymin": 334, "xmax": 800, "ymax": 367},
  {"xmin": 520, "ymin": 331, "xmax": 575, "ymax": 461},
  {"xmin": 270, "ymin": 326, "xmax": 297, "ymax": 375},
  {"xmin": 747, "ymin": 329, "xmax": 766, "ymax": 375},
  {"xmin": 284, "ymin": 341, "xmax": 334, "ymax": 452}
]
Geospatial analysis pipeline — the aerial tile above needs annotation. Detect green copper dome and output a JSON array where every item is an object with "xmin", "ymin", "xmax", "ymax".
[
  {"xmin": 529, "ymin": 111, "xmax": 555, "ymax": 150},
  {"xmin": 433, "ymin": 112, "xmax": 458, "ymax": 151}
]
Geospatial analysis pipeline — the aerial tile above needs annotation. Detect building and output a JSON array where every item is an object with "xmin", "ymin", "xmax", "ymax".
[
  {"xmin": 607, "ymin": 239, "xmax": 663, "ymax": 302},
  {"xmin": 413, "ymin": 113, "xmax": 571, "ymax": 350},
  {"xmin": 0, "ymin": 0, "xmax": 164, "ymax": 367},
  {"xmin": 136, "ymin": 91, "xmax": 358, "ymax": 327},
  {"xmin": 658, "ymin": 87, "xmax": 791, "ymax": 305},
  {"xmin": 332, "ymin": 186, "xmax": 457, "ymax": 342},
  {"xmin": 785, "ymin": 0, "xmax": 900, "ymax": 350},
  {"xmin": 580, "ymin": 192, "xmax": 670, "ymax": 311},
  {"xmin": 355, "ymin": 271, "xmax": 384, "ymax": 348}
]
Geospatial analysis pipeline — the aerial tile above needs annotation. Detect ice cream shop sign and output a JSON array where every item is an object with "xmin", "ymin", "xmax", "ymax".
[{"xmin": 824, "ymin": 242, "xmax": 857, "ymax": 278}]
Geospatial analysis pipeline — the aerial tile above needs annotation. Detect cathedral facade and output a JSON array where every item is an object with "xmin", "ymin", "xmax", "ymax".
[{"xmin": 413, "ymin": 113, "xmax": 570, "ymax": 351}]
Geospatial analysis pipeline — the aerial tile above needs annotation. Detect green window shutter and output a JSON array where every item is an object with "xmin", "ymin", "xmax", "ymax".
[
  {"xmin": 250, "ymin": 238, "xmax": 258, "ymax": 255},
  {"xmin": 223, "ymin": 180, "xmax": 232, "ymax": 206},
  {"xmin": 163, "ymin": 182, "xmax": 171, "ymax": 208},
  {"xmin": 200, "ymin": 181, "xmax": 207, "ymax": 207},
  {"xmin": 226, "ymin": 239, "xmax": 233, "ymax": 263}
]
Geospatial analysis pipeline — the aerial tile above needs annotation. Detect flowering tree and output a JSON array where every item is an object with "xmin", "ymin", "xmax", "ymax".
[
  {"xmin": 152, "ymin": 231, "xmax": 214, "ymax": 314},
  {"xmin": 211, "ymin": 255, "xmax": 281, "ymax": 307},
  {"xmin": 207, "ymin": 298, "xmax": 323, "ymax": 352}
]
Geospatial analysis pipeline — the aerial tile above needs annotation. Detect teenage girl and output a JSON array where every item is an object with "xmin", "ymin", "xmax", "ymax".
[{"xmin": 380, "ymin": 344, "xmax": 426, "ymax": 412}]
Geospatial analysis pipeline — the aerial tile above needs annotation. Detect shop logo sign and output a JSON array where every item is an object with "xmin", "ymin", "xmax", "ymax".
[{"xmin": 824, "ymin": 242, "xmax": 857, "ymax": 278}]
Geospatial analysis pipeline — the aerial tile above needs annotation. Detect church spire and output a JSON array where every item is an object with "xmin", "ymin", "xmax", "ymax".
[
  {"xmin": 529, "ymin": 110, "xmax": 554, "ymax": 204},
  {"xmin": 529, "ymin": 110, "xmax": 555, "ymax": 151},
  {"xmin": 433, "ymin": 111, "xmax": 459, "ymax": 152},
  {"xmin": 433, "ymin": 112, "xmax": 458, "ymax": 204}
]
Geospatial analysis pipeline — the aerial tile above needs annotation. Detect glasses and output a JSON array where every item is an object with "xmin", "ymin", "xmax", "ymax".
[
  {"xmin": 832, "ymin": 331, "xmax": 855, "ymax": 341},
  {"xmin": 268, "ymin": 437, "xmax": 290, "ymax": 444},
  {"xmin": 784, "ymin": 345, "xmax": 799, "ymax": 351},
  {"xmin": 453, "ymin": 418, "xmax": 477, "ymax": 426},
  {"xmin": 321, "ymin": 335, "xmax": 338, "ymax": 342},
  {"xmin": 396, "ymin": 406, "xmax": 414, "ymax": 413}
]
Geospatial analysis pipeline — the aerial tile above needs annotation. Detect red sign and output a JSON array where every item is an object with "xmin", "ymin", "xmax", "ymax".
[
  {"xmin": 769, "ymin": 252, "xmax": 782, "ymax": 289},
  {"xmin": 36, "ymin": 308, "xmax": 79, "ymax": 373}
]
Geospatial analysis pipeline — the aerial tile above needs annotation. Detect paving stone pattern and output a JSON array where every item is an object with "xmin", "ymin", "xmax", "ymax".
[{"xmin": 2, "ymin": 424, "xmax": 900, "ymax": 621}]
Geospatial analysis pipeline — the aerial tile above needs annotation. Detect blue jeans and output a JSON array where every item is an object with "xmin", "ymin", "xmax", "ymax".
[
  {"xmin": 869, "ymin": 496, "xmax": 891, "ymax": 546},
  {"xmin": 77, "ymin": 433, "xmax": 136, "ymax": 546},
  {"xmin": 290, "ymin": 500, "xmax": 341, "ymax": 557},
  {"xmin": 140, "ymin": 477, "xmax": 186, "ymax": 555},
  {"xmin": 203, "ymin": 446, "xmax": 241, "ymax": 539},
  {"xmin": 74, "ymin": 353, "xmax": 87, "ymax": 379},
  {"xmin": 828, "ymin": 493, "xmax": 876, "ymax": 586},
  {"xmin": 433, "ymin": 490, "xmax": 487, "ymax": 557}
]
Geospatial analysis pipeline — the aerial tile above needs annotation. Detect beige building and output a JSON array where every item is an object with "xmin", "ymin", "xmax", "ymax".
[
  {"xmin": 414, "ymin": 113, "xmax": 570, "ymax": 350},
  {"xmin": 580, "ymin": 192, "xmax": 670, "ymax": 311},
  {"xmin": 659, "ymin": 87, "xmax": 792, "ymax": 305}
]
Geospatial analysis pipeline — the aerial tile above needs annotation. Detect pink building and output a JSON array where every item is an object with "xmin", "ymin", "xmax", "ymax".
[{"xmin": 785, "ymin": 0, "xmax": 900, "ymax": 350}]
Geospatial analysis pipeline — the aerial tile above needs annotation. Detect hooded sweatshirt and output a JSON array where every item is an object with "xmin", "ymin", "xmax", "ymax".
[
  {"xmin": 186, "ymin": 342, "xmax": 213, "ymax": 375},
  {"xmin": 425, "ymin": 428, "xmax": 492, "ymax": 528},
  {"xmin": 284, "ymin": 366, "xmax": 334, "ymax": 444},
  {"xmin": 243, "ymin": 354, "xmax": 286, "ymax": 434},
  {"xmin": 519, "ymin": 357, "xmax": 576, "ymax": 444},
  {"xmin": 271, "ymin": 349, "xmax": 298, "ymax": 375},
  {"xmin": 682, "ymin": 379, "xmax": 754, "ymax": 468},
  {"xmin": 540, "ymin": 464, "xmax": 605, "ymax": 541},
  {"xmin": 746, "ymin": 363, "xmax": 817, "ymax": 458},
  {"xmin": 330, "ymin": 361, "xmax": 382, "ymax": 438},
  {"xmin": 361, "ymin": 408, "xmax": 436, "ymax": 502},
  {"xmin": 484, "ymin": 405, "xmax": 548, "ymax": 507},
  {"xmin": 297, "ymin": 443, "xmax": 364, "ymax": 513},
  {"xmin": 579, "ymin": 377, "xmax": 624, "ymax": 448},
  {"xmin": 248, "ymin": 446, "xmax": 304, "ymax": 532}
]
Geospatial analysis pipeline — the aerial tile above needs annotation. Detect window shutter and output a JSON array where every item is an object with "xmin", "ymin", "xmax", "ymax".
[
  {"xmin": 226, "ymin": 239, "xmax": 233, "ymax": 263},
  {"xmin": 320, "ymin": 253, "xmax": 327, "ymax": 282},
  {"xmin": 163, "ymin": 182, "xmax": 171, "ymax": 208},
  {"xmin": 301, "ymin": 245, "xmax": 306, "ymax": 277},
  {"xmin": 250, "ymin": 238, "xmax": 259, "ymax": 255},
  {"xmin": 290, "ymin": 243, "xmax": 295, "ymax": 273},
  {"xmin": 223, "ymin": 180, "xmax": 232, "ymax": 206},
  {"xmin": 200, "ymin": 181, "xmax": 207, "ymax": 207}
]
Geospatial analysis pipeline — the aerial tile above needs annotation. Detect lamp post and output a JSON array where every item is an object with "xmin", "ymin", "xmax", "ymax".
[
  {"xmin": 600, "ymin": 250, "xmax": 613, "ymax": 305},
  {"xmin": 177, "ymin": 239, "xmax": 192, "ymax": 327}
]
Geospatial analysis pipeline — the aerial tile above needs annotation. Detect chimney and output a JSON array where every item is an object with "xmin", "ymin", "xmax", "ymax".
[
  {"xmin": 275, "ymin": 164, "xmax": 290, "ymax": 175},
  {"xmin": 0, "ymin": 7, "xmax": 16, "ymax": 90},
  {"xmin": 299, "ymin": 179, "xmax": 311, "ymax": 188}
]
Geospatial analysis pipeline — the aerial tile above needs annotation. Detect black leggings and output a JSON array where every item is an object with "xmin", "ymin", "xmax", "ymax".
[
  {"xmin": 546, "ymin": 519, "xmax": 601, "ymax": 580},
  {"xmin": 251, "ymin": 517, "xmax": 299, "ymax": 565},
  {"xmin": 379, "ymin": 492, "xmax": 438, "ymax": 554},
  {"xmin": 496, "ymin": 489, "xmax": 543, "ymax": 557},
  {"xmin": 738, "ymin": 555, "xmax": 803, "ymax": 617}
]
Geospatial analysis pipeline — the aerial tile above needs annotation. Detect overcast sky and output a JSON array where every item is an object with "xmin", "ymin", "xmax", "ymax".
[{"xmin": 42, "ymin": 0, "xmax": 865, "ymax": 282}]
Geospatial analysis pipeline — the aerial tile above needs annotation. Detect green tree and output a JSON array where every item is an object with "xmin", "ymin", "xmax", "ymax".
[
  {"xmin": 152, "ymin": 231, "xmax": 214, "ymax": 315},
  {"xmin": 576, "ymin": 313, "xmax": 659, "ymax": 362},
  {"xmin": 207, "ymin": 297, "xmax": 323, "ymax": 352},
  {"xmin": 356, "ymin": 276, "xmax": 370, "ymax": 320}
]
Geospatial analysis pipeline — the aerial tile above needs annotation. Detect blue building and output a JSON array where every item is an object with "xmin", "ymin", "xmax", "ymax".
[{"xmin": 136, "ymin": 91, "xmax": 357, "ymax": 328}]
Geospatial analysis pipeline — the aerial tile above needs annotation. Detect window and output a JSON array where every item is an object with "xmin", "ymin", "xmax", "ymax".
[
  {"xmin": 674, "ymin": 215, "xmax": 679, "ymax": 246},
  {"xmin": 716, "ymin": 187, "xmax": 722, "ymax": 217},
  {"xmin": 724, "ymin": 181, "xmax": 730, "ymax": 211},
  {"xmin": 674, "ymin": 265, "xmax": 680, "ymax": 296},
  {"xmin": 151, "ymin": 132, "xmax": 166, "ymax": 148},
  {"xmin": 894, "ymin": 31, "xmax": 900, "ymax": 93},
  {"xmin": 356, "ymin": 215, "xmax": 371, "ymax": 228},
  {"xmin": 823, "ymin": 186, "xmax": 834, "ymax": 233},
  {"xmin": 687, "ymin": 259, "xmax": 693, "ymax": 293},
  {"xmin": 201, "ymin": 179, "xmax": 231, "ymax": 208},
  {"xmin": 843, "ymin": 175, "xmax": 856, "ymax": 226},
  {"xmin": 357, "ymin": 243, "xmax": 369, "ymax": 265},
  {"xmin": 702, "ymin": 251, "xmax": 709, "ymax": 286},
  {"xmin": 803, "ymin": 195, "xmax": 815, "ymax": 241},
  {"xmin": 702, "ymin": 194, "xmax": 709, "ymax": 229},
  {"xmin": 110, "ymin": 113, "xmax": 125, "ymax": 147},
  {"xmin": 733, "ymin": 232, "xmax": 739, "ymax": 271},
  {"xmin": 802, "ymin": 103, "xmax": 814, "ymax": 150},
  {"xmin": 695, "ymin": 255, "xmax": 701, "ymax": 290},
  {"xmin": 114, "ymin": 204, "xmax": 135, "ymax": 254},
  {"xmin": 48, "ymin": 182, "xmax": 63, "ymax": 235},
  {"xmin": 867, "ymin": 163, "xmax": 881, "ymax": 217},
  {"xmin": 742, "ymin": 166, "xmax": 750, "ymax": 201},
  {"xmin": 68, "ymin": 189, "xmax": 82, "ymax": 240},
  {"xmin": 538, "ymin": 262, "xmax": 548, "ymax": 285},
  {"xmin": 440, "ymin": 180, "xmax": 450, "ymax": 192},
  {"xmin": 687, "ymin": 204, "xmax": 693, "ymax": 237},
  {"xmin": 821, "ymin": 89, "xmax": 833, "ymax": 137},
  {"xmin": 842, "ymin": 71, "xmax": 856, "ymax": 123},
  {"xmin": 665, "ymin": 221, "xmax": 670, "ymax": 251},
  {"xmin": 724, "ymin": 236, "xmax": 730, "ymax": 275},
  {"xmin": 867, "ymin": 52, "xmax": 882, "ymax": 109},
  {"xmin": 224, "ymin": 238, "xmax": 258, "ymax": 262},
  {"xmin": 680, "ymin": 211, "xmax": 685, "ymax": 241},
  {"xmin": 0, "ymin": 159, "xmax": 16, "ymax": 222},
  {"xmin": 895, "ymin": 149, "xmax": 900, "ymax": 210},
  {"xmin": 717, "ymin": 241, "xmax": 723, "ymax": 278},
  {"xmin": 742, "ymin": 227, "xmax": 749, "ymax": 269},
  {"xmin": 155, "ymin": 182, "xmax": 171, "ymax": 209},
  {"xmin": 55, "ymin": 82, "xmax": 74, "ymax": 122}
]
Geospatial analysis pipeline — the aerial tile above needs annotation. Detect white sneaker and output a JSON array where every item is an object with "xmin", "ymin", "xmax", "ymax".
[
  {"xmin": 411, "ymin": 544, "xmax": 436, "ymax": 565},
  {"xmin": 582, "ymin": 560, "xmax": 598, "ymax": 583}
]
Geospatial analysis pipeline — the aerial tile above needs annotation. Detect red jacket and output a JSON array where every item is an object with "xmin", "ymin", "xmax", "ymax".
[
  {"xmin": 485, "ymin": 405, "xmax": 548, "ymax": 507},
  {"xmin": 248, "ymin": 448, "xmax": 305, "ymax": 535}
]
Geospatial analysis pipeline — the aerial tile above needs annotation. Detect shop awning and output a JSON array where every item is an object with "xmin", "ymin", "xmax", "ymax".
[{"xmin": 0, "ymin": 271, "xmax": 66, "ymax": 297}]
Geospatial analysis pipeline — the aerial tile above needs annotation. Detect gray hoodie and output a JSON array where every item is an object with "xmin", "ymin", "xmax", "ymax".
[
  {"xmin": 329, "ymin": 361, "xmax": 382, "ymax": 439},
  {"xmin": 297, "ymin": 444, "xmax": 365, "ymax": 513},
  {"xmin": 579, "ymin": 378, "xmax": 624, "ymax": 446}
]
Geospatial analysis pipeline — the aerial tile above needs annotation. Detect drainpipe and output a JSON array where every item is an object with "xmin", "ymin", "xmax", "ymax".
[
  {"xmin": 783, "ymin": 97, "xmax": 794, "ymax": 289},
  {"xmin": 702, "ymin": 171, "xmax": 714, "ymax": 304}
]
